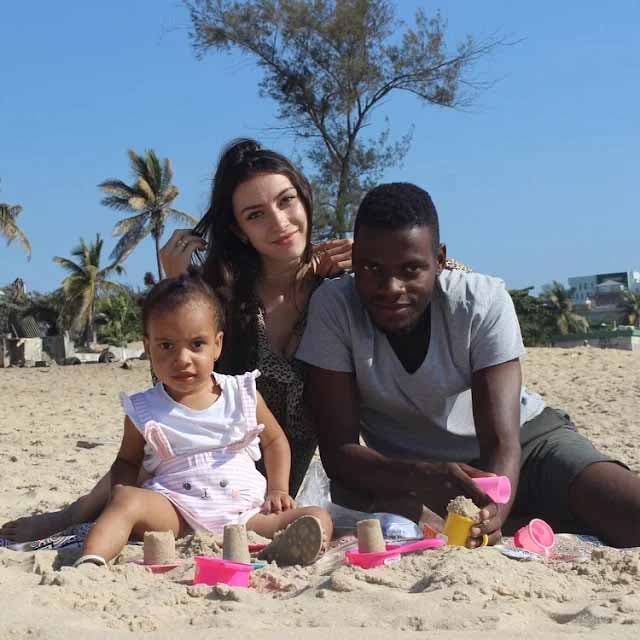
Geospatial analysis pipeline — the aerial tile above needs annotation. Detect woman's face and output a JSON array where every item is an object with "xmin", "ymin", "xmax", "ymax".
[{"xmin": 232, "ymin": 173, "xmax": 309, "ymax": 264}]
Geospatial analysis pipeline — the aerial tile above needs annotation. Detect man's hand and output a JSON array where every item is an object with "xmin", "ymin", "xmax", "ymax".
[
  {"xmin": 416, "ymin": 461, "xmax": 495, "ymax": 517},
  {"xmin": 262, "ymin": 490, "xmax": 295, "ymax": 514},
  {"xmin": 469, "ymin": 504, "xmax": 505, "ymax": 547}
]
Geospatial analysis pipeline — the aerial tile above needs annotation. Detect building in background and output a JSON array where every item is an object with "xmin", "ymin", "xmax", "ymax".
[{"xmin": 569, "ymin": 270, "xmax": 640, "ymax": 325}]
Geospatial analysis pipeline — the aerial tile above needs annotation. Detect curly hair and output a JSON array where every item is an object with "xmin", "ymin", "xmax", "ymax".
[
  {"xmin": 142, "ymin": 267, "xmax": 225, "ymax": 336},
  {"xmin": 354, "ymin": 182, "xmax": 440, "ymax": 251},
  {"xmin": 192, "ymin": 139, "xmax": 314, "ymax": 373}
]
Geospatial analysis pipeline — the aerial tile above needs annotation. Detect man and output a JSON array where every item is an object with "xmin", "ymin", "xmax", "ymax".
[{"xmin": 297, "ymin": 183, "xmax": 640, "ymax": 547}]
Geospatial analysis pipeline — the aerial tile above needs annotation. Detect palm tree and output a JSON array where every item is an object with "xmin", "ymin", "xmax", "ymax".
[
  {"xmin": 0, "ymin": 179, "xmax": 31, "ymax": 259},
  {"xmin": 621, "ymin": 290, "xmax": 640, "ymax": 327},
  {"xmin": 99, "ymin": 149, "xmax": 196, "ymax": 279},
  {"xmin": 53, "ymin": 234, "xmax": 124, "ymax": 346},
  {"xmin": 541, "ymin": 281, "xmax": 590, "ymax": 335},
  {"xmin": 97, "ymin": 289, "xmax": 142, "ymax": 347}
]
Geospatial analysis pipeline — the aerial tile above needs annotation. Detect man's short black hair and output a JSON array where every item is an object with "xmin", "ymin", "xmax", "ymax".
[
  {"xmin": 142, "ymin": 267, "xmax": 225, "ymax": 336},
  {"xmin": 354, "ymin": 182, "xmax": 440, "ymax": 250}
]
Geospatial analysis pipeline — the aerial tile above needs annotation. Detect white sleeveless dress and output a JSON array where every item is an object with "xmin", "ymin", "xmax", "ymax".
[{"xmin": 119, "ymin": 371, "xmax": 267, "ymax": 533}]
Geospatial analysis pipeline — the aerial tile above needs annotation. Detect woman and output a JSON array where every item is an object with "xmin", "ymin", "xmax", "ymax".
[{"xmin": 1, "ymin": 139, "xmax": 351, "ymax": 543}]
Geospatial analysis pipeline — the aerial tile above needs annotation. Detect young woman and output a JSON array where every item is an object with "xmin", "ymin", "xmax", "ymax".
[{"xmin": 1, "ymin": 139, "xmax": 351, "ymax": 543}]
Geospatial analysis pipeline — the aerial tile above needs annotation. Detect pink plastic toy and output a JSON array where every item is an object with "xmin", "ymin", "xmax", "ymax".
[
  {"xmin": 513, "ymin": 518, "xmax": 555, "ymax": 556},
  {"xmin": 193, "ymin": 556, "xmax": 253, "ymax": 587},
  {"xmin": 345, "ymin": 537, "xmax": 445, "ymax": 569},
  {"xmin": 473, "ymin": 476, "xmax": 512, "ymax": 504}
]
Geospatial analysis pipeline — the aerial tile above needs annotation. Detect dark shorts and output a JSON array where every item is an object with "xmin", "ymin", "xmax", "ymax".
[
  {"xmin": 504, "ymin": 407, "xmax": 625, "ymax": 528},
  {"xmin": 331, "ymin": 407, "xmax": 626, "ymax": 531}
]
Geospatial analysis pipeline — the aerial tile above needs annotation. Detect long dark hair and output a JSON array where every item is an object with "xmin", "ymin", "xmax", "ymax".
[{"xmin": 193, "ymin": 138, "xmax": 314, "ymax": 373}]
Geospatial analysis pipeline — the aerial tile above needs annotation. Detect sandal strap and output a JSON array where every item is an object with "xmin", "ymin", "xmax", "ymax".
[{"xmin": 74, "ymin": 554, "xmax": 107, "ymax": 567}]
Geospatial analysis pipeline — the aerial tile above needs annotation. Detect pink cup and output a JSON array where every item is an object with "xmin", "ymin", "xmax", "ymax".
[
  {"xmin": 513, "ymin": 519, "xmax": 555, "ymax": 556},
  {"xmin": 473, "ymin": 476, "xmax": 512, "ymax": 504},
  {"xmin": 193, "ymin": 556, "xmax": 253, "ymax": 587}
]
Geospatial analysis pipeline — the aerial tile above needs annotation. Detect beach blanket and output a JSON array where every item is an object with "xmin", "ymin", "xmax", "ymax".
[{"xmin": 0, "ymin": 523, "xmax": 93, "ymax": 552}]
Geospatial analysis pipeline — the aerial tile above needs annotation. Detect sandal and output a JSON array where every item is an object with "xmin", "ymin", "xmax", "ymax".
[
  {"xmin": 258, "ymin": 516, "xmax": 324, "ymax": 566},
  {"xmin": 74, "ymin": 554, "xmax": 108, "ymax": 568}
]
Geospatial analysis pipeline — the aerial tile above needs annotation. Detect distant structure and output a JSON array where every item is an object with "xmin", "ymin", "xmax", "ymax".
[{"xmin": 569, "ymin": 270, "xmax": 640, "ymax": 325}]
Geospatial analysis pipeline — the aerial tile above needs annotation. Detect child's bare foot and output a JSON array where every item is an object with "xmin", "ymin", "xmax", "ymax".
[
  {"xmin": 258, "ymin": 515, "xmax": 324, "ymax": 566},
  {"xmin": 0, "ymin": 509, "xmax": 72, "ymax": 542}
]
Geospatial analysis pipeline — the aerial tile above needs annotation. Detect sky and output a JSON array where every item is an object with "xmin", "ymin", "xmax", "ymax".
[{"xmin": 2, "ymin": 1, "xmax": 639, "ymax": 295}]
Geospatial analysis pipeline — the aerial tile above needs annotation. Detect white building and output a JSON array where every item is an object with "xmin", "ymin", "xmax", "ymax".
[{"xmin": 569, "ymin": 270, "xmax": 640, "ymax": 305}]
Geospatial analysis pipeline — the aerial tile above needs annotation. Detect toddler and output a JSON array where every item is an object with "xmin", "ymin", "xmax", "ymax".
[{"xmin": 74, "ymin": 271, "xmax": 332, "ymax": 567}]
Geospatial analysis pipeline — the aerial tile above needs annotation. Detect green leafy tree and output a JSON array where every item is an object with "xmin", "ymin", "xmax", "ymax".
[
  {"xmin": 53, "ymin": 234, "xmax": 124, "ymax": 346},
  {"xmin": 541, "ymin": 281, "xmax": 589, "ymax": 336},
  {"xmin": 186, "ymin": 0, "xmax": 505, "ymax": 236},
  {"xmin": 99, "ymin": 149, "xmax": 196, "ymax": 279},
  {"xmin": 97, "ymin": 289, "xmax": 142, "ymax": 347},
  {"xmin": 620, "ymin": 290, "xmax": 640, "ymax": 327},
  {"xmin": 0, "ymin": 180, "xmax": 31, "ymax": 259},
  {"xmin": 509, "ymin": 287, "xmax": 554, "ymax": 346}
]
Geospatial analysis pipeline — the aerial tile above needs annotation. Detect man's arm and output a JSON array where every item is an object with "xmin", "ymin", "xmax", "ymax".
[
  {"xmin": 469, "ymin": 358, "xmax": 522, "ymax": 544},
  {"xmin": 309, "ymin": 365, "xmax": 490, "ymax": 516}
]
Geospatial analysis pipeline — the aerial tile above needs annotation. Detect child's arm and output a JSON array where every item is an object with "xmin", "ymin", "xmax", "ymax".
[
  {"xmin": 110, "ymin": 417, "xmax": 146, "ymax": 489},
  {"xmin": 256, "ymin": 391, "xmax": 295, "ymax": 513}
]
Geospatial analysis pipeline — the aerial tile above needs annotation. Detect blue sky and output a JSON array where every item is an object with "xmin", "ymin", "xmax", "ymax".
[{"xmin": 2, "ymin": 1, "xmax": 639, "ymax": 294}]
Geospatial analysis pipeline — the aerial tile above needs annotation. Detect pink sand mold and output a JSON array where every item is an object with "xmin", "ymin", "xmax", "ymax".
[
  {"xmin": 473, "ymin": 476, "xmax": 512, "ymax": 504},
  {"xmin": 193, "ymin": 556, "xmax": 253, "ymax": 587},
  {"xmin": 513, "ymin": 518, "xmax": 555, "ymax": 556},
  {"xmin": 345, "ymin": 537, "xmax": 445, "ymax": 569},
  {"xmin": 129, "ymin": 558, "xmax": 183, "ymax": 574}
]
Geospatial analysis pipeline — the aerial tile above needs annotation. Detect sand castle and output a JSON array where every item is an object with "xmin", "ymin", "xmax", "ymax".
[{"xmin": 143, "ymin": 531, "xmax": 176, "ymax": 565}]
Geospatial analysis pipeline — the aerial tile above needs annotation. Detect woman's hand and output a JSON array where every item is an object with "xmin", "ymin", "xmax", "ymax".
[
  {"xmin": 159, "ymin": 229, "xmax": 207, "ymax": 278},
  {"xmin": 262, "ymin": 489, "xmax": 296, "ymax": 514},
  {"xmin": 312, "ymin": 238, "xmax": 353, "ymax": 277}
]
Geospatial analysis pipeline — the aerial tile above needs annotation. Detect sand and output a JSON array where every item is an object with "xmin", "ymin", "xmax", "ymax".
[
  {"xmin": 447, "ymin": 497, "xmax": 480, "ymax": 519},
  {"xmin": 1, "ymin": 347, "xmax": 639, "ymax": 639}
]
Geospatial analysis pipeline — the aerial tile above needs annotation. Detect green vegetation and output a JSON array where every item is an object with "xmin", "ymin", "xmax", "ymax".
[
  {"xmin": 621, "ymin": 290, "xmax": 640, "ymax": 328},
  {"xmin": 186, "ymin": 0, "xmax": 506, "ymax": 236},
  {"xmin": 97, "ymin": 289, "xmax": 142, "ymax": 347},
  {"xmin": 509, "ymin": 287, "xmax": 554, "ymax": 346},
  {"xmin": 99, "ymin": 149, "xmax": 196, "ymax": 279},
  {"xmin": 540, "ymin": 281, "xmax": 589, "ymax": 336},
  {"xmin": 53, "ymin": 234, "xmax": 125, "ymax": 347}
]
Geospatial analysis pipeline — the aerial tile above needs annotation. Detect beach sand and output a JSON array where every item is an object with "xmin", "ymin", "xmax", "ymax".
[{"xmin": 1, "ymin": 347, "xmax": 639, "ymax": 639}]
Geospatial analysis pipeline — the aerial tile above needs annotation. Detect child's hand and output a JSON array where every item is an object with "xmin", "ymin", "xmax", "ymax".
[{"xmin": 262, "ymin": 490, "xmax": 295, "ymax": 514}]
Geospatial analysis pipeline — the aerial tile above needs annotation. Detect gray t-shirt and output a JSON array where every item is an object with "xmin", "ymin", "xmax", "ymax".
[{"xmin": 296, "ymin": 270, "xmax": 545, "ymax": 462}]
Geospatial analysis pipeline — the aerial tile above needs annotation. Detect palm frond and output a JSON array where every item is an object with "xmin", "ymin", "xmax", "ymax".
[
  {"xmin": 166, "ymin": 208, "xmax": 198, "ymax": 225},
  {"xmin": 52, "ymin": 256, "xmax": 86, "ymax": 278},
  {"xmin": 98, "ymin": 179, "xmax": 136, "ymax": 198},
  {"xmin": 7, "ymin": 225, "xmax": 32, "ymax": 258},
  {"xmin": 88, "ymin": 234, "xmax": 104, "ymax": 267},
  {"xmin": 128, "ymin": 149, "xmax": 149, "ymax": 181},
  {"xmin": 109, "ymin": 217, "xmax": 151, "ymax": 263},
  {"xmin": 100, "ymin": 195, "xmax": 136, "ymax": 211},
  {"xmin": 146, "ymin": 150, "xmax": 163, "ymax": 193},
  {"xmin": 161, "ymin": 185, "xmax": 179, "ymax": 205},
  {"xmin": 161, "ymin": 157, "xmax": 174, "ymax": 191},
  {"xmin": 128, "ymin": 196, "xmax": 149, "ymax": 211},
  {"xmin": 112, "ymin": 212, "xmax": 148, "ymax": 237},
  {"xmin": 136, "ymin": 177, "xmax": 155, "ymax": 202},
  {"xmin": 0, "ymin": 203, "xmax": 31, "ymax": 258},
  {"xmin": 99, "ymin": 280, "xmax": 126, "ymax": 295}
]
